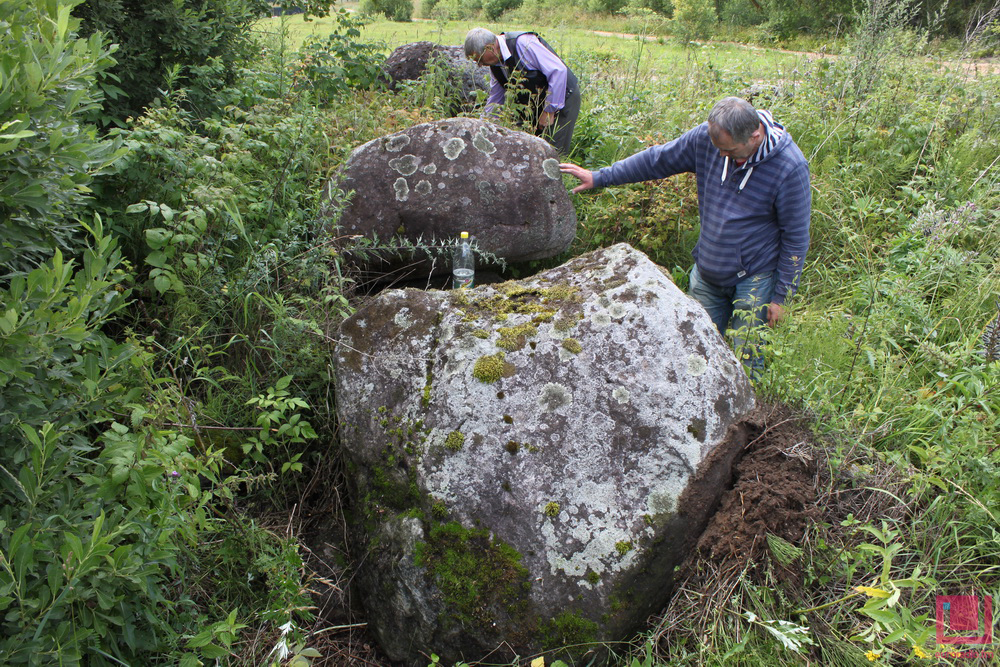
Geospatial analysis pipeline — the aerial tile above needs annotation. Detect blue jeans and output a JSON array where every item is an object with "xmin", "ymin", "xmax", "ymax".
[{"xmin": 688, "ymin": 264, "xmax": 775, "ymax": 374}]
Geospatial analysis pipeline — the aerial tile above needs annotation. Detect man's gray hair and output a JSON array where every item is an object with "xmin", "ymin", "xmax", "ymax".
[
  {"xmin": 465, "ymin": 28, "xmax": 497, "ymax": 58},
  {"xmin": 707, "ymin": 97, "xmax": 760, "ymax": 143}
]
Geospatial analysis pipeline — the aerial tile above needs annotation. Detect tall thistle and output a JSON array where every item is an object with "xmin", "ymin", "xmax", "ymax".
[{"xmin": 982, "ymin": 301, "xmax": 1000, "ymax": 362}]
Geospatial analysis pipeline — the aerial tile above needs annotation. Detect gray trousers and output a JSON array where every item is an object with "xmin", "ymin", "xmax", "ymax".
[{"xmin": 542, "ymin": 70, "xmax": 580, "ymax": 157}]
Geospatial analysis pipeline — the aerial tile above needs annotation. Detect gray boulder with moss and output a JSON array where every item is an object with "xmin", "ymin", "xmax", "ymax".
[
  {"xmin": 334, "ymin": 243, "xmax": 755, "ymax": 665},
  {"xmin": 320, "ymin": 117, "xmax": 576, "ymax": 279}
]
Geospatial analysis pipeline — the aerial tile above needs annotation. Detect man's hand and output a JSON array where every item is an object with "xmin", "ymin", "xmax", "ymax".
[
  {"xmin": 537, "ymin": 110, "xmax": 556, "ymax": 129},
  {"xmin": 559, "ymin": 163, "xmax": 594, "ymax": 193},
  {"xmin": 766, "ymin": 302, "xmax": 785, "ymax": 327}
]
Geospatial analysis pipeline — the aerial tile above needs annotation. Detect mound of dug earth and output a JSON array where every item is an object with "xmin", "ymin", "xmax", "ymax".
[{"xmin": 696, "ymin": 405, "xmax": 821, "ymax": 566}]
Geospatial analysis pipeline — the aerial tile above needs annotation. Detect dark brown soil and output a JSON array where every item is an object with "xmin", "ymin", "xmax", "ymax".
[{"xmin": 695, "ymin": 403, "xmax": 822, "ymax": 570}]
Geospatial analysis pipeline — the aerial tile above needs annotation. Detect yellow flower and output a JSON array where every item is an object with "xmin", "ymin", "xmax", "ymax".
[
  {"xmin": 912, "ymin": 646, "xmax": 927, "ymax": 658},
  {"xmin": 866, "ymin": 650, "xmax": 881, "ymax": 661}
]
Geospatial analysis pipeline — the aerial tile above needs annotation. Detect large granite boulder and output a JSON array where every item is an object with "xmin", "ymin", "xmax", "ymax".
[
  {"xmin": 320, "ymin": 118, "xmax": 577, "ymax": 280},
  {"xmin": 383, "ymin": 41, "xmax": 489, "ymax": 106},
  {"xmin": 334, "ymin": 243, "xmax": 755, "ymax": 665}
]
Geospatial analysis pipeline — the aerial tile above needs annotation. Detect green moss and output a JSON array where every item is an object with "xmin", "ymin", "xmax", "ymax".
[
  {"xmin": 414, "ymin": 521, "xmax": 532, "ymax": 630},
  {"xmin": 472, "ymin": 328, "xmax": 490, "ymax": 339},
  {"xmin": 473, "ymin": 352, "xmax": 509, "ymax": 383},
  {"xmin": 554, "ymin": 312, "xmax": 584, "ymax": 332},
  {"xmin": 505, "ymin": 441, "xmax": 520, "ymax": 455},
  {"xmin": 562, "ymin": 338, "xmax": 582, "ymax": 354},
  {"xmin": 544, "ymin": 502, "xmax": 561, "ymax": 517},
  {"xmin": 585, "ymin": 570, "xmax": 601, "ymax": 585},
  {"xmin": 431, "ymin": 500, "xmax": 448, "ymax": 520},
  {"xmin": 601, "ymin": 277, "xmax": 627, "ymax": 290},
  {"xmin": 457, "ymin": 281, "xmax": 581, "ymax": 326},
  {"xmin": 421, "ymin": 382, "xmax": 432, "ymax": 408},
  {"xmin": 615, "ymin": 540, "xmax": 633, "ymax": 556},
  {"xmin": 497, "ymin": 322, "xmax": 538, "ymax": 351},
  {"xmin": 445, "ymin": 430, "xmax": 465, "ymax": 452},
  {"xmin": 370, "ymin": 465, "xmax": 421, "ymax": 512},
  {"xmin": 541, "ymin": 611, "xmax": 600, "ymax": 651}
]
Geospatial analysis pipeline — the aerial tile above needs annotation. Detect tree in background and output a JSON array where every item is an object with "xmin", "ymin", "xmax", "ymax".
[
  {"xmin": 360, "ymin": 0, "xmax": 415, "ymax": 21},
  {"xmin": 672, "ymin": 0, "xmax": 718, "ymax": 41},
  {"xmin": 72, "ymin": 0, "xmax": 333, "ymax": 125}
]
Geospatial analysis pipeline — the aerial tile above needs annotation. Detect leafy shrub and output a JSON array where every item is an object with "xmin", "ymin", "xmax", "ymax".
[
  {"xmin": 587, "ymin": 0, "xmax": 628, "ymax": 13},
  {"xmin": 0, "ymin": 0, "xmax": 124, "ymax": 273},
  {"xmin": 483, "ymin": 0, "xmax": 523, "ymax": 19},
  {"xmin": 671, "ymin": 0, "xmax": 718, "ymax": 42},
  {"xmin": 0, "ymin": 221, "xmax": 213, "ymax": 664},
  {"xmin": 718, "ymin": 0, "xmax": 767, "ymax": 27},
  {"xmin": 761, "ymin": 0, "xmax": 855, "ymax": 39},
  {"xmin": 71, "ymin": 0, "xmax": 331, "ymax": 124},
  {"xmin": 297, "ymin": 10, "xmax": 388, "ymax": 103},
  {"xmin": 360, "ymin": 0, "xmax": 414, "ymax": 22}
]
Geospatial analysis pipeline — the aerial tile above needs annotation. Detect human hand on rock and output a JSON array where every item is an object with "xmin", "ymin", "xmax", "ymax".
[{"xmin": 559, "ymin": 163, "xmax": 594, "ymax": 193}]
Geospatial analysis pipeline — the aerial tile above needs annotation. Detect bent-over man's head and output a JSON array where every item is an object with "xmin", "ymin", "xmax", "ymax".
[
  {"xmin": 465, "ymin": 28, "xmax": 499, "ymax": 66},
  {"xmin": 707, "ymin": 97, "xmax": 764, "ymax": 161}
]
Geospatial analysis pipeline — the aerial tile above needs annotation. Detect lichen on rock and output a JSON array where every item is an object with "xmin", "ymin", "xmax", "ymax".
[{"xmin": 334, "ymin": 243, "xmax": 755, "ymax": 666}]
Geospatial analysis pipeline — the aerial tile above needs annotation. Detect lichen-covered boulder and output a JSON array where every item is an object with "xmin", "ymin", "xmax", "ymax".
[
  {"xmin": 383, "ymin": 41, "xmax": 489, "ymax": 106},
  {"xmin": 320, "ymin": 118, "xmax": 576, "ymax": 278},
  {"xmin": 334, "ymin": 243, "xmax": 755, "ymax": 665}
]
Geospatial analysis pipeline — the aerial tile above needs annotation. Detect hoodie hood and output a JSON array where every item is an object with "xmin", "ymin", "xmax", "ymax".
[{"xmin": 721, "ymin": 109, "xmax": 788, "ymax": 192}]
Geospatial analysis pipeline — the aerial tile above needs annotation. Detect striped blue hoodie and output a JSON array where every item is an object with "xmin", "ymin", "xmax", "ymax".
[{"xmin": 591, "ymin": 111, "xmax": 810, "ymax": 305}]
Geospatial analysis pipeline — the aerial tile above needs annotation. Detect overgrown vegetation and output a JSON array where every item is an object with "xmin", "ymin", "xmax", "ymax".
[{"xmin": 1, "ymin": 0, "xmax": 998, "ymax": 664}]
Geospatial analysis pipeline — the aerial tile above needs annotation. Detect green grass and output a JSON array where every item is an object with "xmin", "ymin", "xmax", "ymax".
[{"xmin": 257, "ymin": 10, "xmax": 826, "ymax": 77}]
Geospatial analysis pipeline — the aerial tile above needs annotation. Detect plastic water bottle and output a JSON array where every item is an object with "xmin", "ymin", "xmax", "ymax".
[{"xmin": 452, "ymin": 231, "xmax": 474, "ymax": 289}]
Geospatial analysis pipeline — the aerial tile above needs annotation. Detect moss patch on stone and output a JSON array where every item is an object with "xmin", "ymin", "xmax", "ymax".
[
  {"xmin": 554, "ymin": 312, "xmax": 584, "ymax": 332},
  {"xmin": 543, "ymin": 501, "xmax": 561, "ymax": 517},
  {"xmin": 454, "ymin": 281, "xmax": 582, "ymax": 326},
  {"xmin": 562, "ymin": 338, "xmax": 582, "ymax": 354},
  {"xmin": 615, "ymin": 540, "xmax": 634, "ymax": 556},
  {"xmin": 541, "ymin": 611, "xmax": 600, "ymax": 652},
  {"xmin": 445, "ymin": 430, "xmax": 465, "ymax": 451},
  {"xmin": 413, "ymin": 521, "xmax": 532, "ymax": 632},
  {"xmin": 497, "ymin": 322, "xmax": 538, "ymax": 352},
  {"xmin": 473, "ymin": 352, "xmax": 511, "ymax": 383}
]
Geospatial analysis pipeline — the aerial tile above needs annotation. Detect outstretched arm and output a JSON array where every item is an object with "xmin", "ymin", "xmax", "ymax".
[{"xmin": 559, "ymin": 163, "xmax": 594, "ymax": 193}]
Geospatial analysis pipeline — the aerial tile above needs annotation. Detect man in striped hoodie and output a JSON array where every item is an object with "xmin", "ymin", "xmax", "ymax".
[{"xmin": 560, "ymin": 97, "xmax": 810, "ymax": 367}]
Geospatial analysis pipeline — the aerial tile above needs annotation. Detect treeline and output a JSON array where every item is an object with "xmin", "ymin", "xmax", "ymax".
[{"xmin": 362, "ymin": 0, "xmax": 1000, "ymax": 47}]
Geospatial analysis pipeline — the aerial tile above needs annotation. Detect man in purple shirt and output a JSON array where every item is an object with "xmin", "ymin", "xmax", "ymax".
[{"xmin": 464, "ymin": 27, "xmax": 580, "ymax": 156}]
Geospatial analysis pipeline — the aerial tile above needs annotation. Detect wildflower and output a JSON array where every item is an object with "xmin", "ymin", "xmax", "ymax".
[
  {"xmin": 866, "ymin": 650, "xmax": 881, "ymax": 661},
  {"xmin": 913, "ymin": 645, "xmax": 927, "ymax": 658}
]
